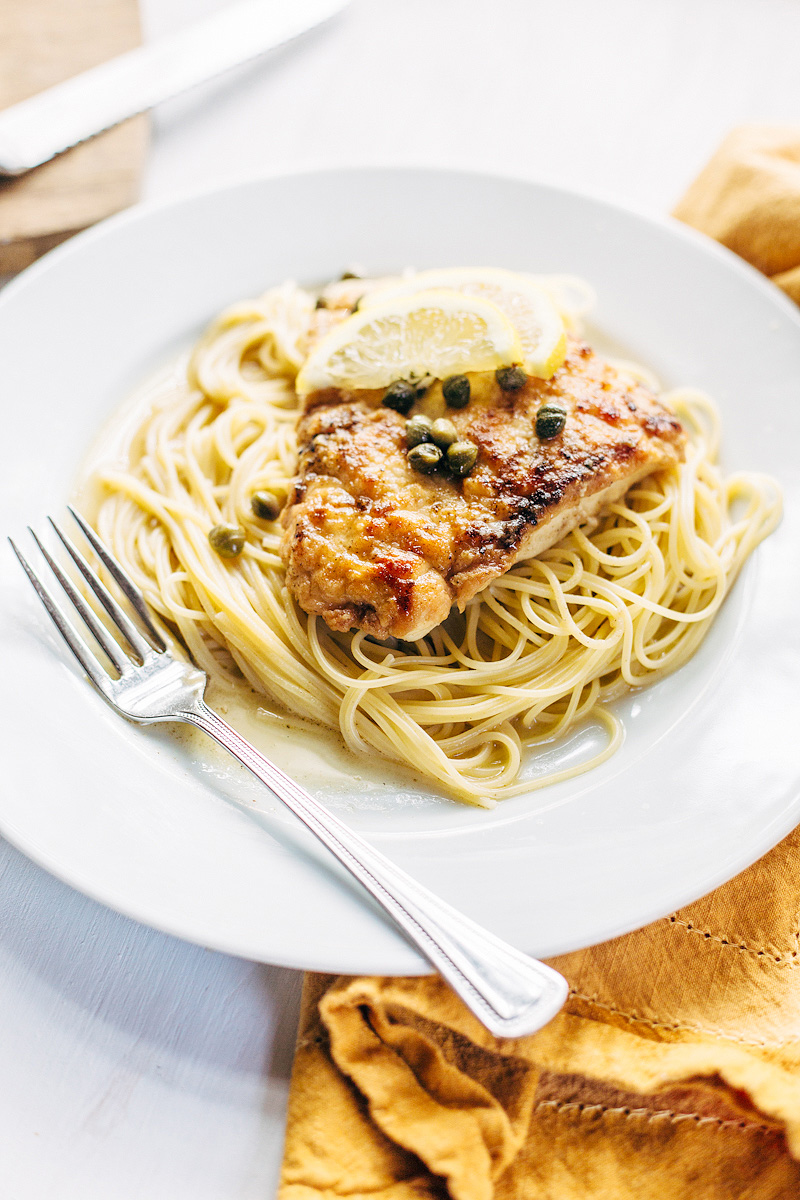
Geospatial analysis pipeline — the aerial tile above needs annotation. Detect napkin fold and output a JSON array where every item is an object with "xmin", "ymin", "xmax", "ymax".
[
  {"xmin": 282, "ymin": 830, "xmax": 800, "ymax": 1200},
  {"xmin": 674, "ymin": 124, "xmax": 800, "ymax": 304},
  {"xmin": 279, "ymin": 125, "xmax": 800, "ymax": 1200}
]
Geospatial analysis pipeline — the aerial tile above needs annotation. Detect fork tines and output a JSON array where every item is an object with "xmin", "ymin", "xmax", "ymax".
[{"xmin": 9, "ymin": 507, "xmax": 165, "ymax": 688}]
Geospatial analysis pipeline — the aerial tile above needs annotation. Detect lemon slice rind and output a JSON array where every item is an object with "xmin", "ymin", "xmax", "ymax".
[{"xmin": 296, "ymin": 288, "xmax": 524, "ymax": 395}]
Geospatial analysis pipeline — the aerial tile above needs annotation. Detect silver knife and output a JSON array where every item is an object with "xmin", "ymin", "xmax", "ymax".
[{"xmin": 0, "ymin": 0, "xmax": 348, "ymax": 177}]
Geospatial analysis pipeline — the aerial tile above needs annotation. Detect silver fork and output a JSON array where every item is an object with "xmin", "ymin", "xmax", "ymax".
[{"xmin": 9, "ymin": 508, "xmax": 568, "ymax": 1038}]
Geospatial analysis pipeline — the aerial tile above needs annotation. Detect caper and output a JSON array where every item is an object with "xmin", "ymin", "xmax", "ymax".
[
  {"xmin": 382, "ymin": 380, "xmax": 417, "ymax": 414},
  {"xmin": 442, "ymin": 374, "xmax": 471, "ymax": 408},
  {"xmin": 536, "ymin": 404, "xmax": 567, "ymax": 440},
  {"xmin": 430, "ymin": 418, "xmax": 458, "ymax": 449},
  {"xmin": 446, "ymin": 440, "xmax": 479, "ymax": 477},
  {"xmin": 251, "ymin": 490, "xmax": 282, "ymax": 521},
  {"xmin": 496, "ymin": 365, "xmax": 528, "ymax": 391},
  {"xmin": 405, "ymin": 414, "xmax": 433, "ymax": 448},
  {"xmin": 407, "ymin": 443, "xmax": 443, "ymax": 473},
  {"xmin": 209, "ymin": 523, "xmax": 246, "ymax": 558}
]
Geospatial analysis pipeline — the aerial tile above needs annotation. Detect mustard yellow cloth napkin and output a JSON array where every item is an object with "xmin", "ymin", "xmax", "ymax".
[
  {"xmin": 674, "ymin": 123, "xmax": 800, "ymax": 304},
  {"xmin": 279, "ymin": 126, "xmax": 800, "ymax": 1200}
]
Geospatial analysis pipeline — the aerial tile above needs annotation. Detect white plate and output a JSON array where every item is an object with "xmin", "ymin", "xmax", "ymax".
[{"xmin": 1, "ymin": 168, "xmax": 798, "ymax": 975}]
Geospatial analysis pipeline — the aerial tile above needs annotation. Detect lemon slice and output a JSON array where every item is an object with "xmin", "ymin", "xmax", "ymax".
[
  {"xmin": 360, "ymin": 267, "xmax": 567, "ymax": 378},
  {"xmin": 296, "ymin": 288, "xmax": 524, "ymax": 395}
]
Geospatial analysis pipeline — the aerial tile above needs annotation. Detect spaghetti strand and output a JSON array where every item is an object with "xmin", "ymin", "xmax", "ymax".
[{"xmin": 88, "ymin": 281, "xmax": 781, "ymax": 806}]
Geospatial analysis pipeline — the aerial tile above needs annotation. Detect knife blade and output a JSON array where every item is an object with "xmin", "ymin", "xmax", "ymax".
[{"xmin": 0, "ymin": 0, "xmax": 348, "ymax": 177}]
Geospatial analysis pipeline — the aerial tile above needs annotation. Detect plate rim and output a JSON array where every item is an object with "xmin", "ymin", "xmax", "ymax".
[{"xmin": 3, "ymin": 161, "xmax": 800, "ymax": 329}]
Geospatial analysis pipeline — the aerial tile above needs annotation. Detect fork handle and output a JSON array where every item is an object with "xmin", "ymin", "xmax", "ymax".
[{"xmin": 183, "ymin": 701, "xmax": 568, "ymax": 1038}]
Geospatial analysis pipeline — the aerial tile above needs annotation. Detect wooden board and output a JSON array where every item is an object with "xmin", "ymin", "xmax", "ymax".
[{"xmin": 0, "ymin": 0, "xmax": 149, "ymax": 275}]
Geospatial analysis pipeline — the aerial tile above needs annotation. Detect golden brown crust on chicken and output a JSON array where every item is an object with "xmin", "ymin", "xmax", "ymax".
[{"xmin": 281, "ymin": 338, "xmax": 686, "ymax": 641}]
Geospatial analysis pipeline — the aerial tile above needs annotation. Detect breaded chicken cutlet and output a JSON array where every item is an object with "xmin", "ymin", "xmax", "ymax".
[{"xmin": 281, "ymin": 338, "xmax": 686, "ymax": 641}]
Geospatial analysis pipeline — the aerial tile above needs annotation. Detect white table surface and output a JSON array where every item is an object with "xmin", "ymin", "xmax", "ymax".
[{"xmin": 3, "ymin": 1, "xmax": 800, "ymax": 1196}]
